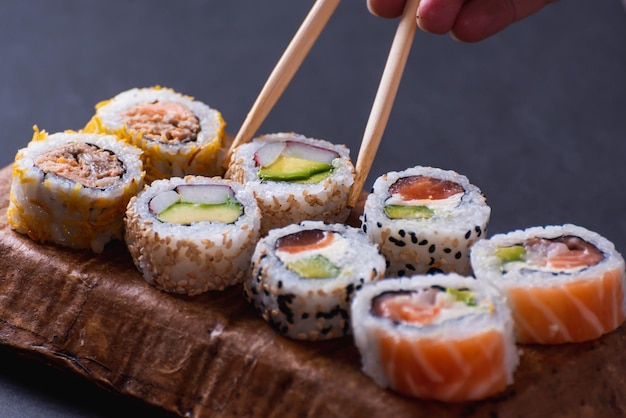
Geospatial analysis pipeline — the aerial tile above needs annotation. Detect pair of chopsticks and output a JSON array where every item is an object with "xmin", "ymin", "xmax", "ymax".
[{"xmin": 223, "ymin": 0, "xmax": 421, "ymax": 207}]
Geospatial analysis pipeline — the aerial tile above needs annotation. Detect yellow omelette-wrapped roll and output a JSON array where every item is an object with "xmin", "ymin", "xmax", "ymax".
[
  {"xmin": 84, "ymin": 86, "xmax": 226, "ymax": 183},
  {"xmin": 7, "ymin": 128, "xmax": 145, "ymax": 253}
]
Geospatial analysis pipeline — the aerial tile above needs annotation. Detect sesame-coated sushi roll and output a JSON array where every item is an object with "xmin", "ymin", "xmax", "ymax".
[
  {"xmin": 362, "ymin": 166, "xmax": 491, "ymax": 277},
  {"xmin": 244, "ymin": 220, "xmax": 386, "ymax": 340},
  {"xmin": 225, "ymin": 132, "xmax": 355, "ymax": 235},
  {"xmin": 124, "ymin": 176, "xmax": 261, "ymax": 296},
  {"xmin": 7, "ymin": 128, "xmax": 144, "ymax": 253},
  {"xmin": 470, "ymin": 224, "xmax": 626, "ymax": 344},
  {"xmin": 350, "ymin": 274, "xmax": 518, "ymax": 402},
  {"xmin": 85, "ymin": 86, "xmax": 226, "ymax": 183}
]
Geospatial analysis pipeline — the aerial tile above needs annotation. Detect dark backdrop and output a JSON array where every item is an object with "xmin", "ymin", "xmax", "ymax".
[{"xmin": 0, "ymin": 1, "xmax": 625, "ymax": 416}]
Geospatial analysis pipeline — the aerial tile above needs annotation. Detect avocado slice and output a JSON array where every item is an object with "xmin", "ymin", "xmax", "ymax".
[
  {"xmin": 384, "ymin": 204, "xmax": 434, "ymax": 220},
  {"xmin": 293, "ymin": 169, "xmax": 333, "ymax": 184},
  {"xmin": 258, "ymin": 155, "xmax": 333, "ymax": 182},
  {"xmin": 157, "ymin": 201, "xmax": 243, "ymax": 224},
  {"xmin": 286, "ymin": 254, "xmax": 340, "ymax": 279},
  {"xmin": 495, "ymin": 245, "xmax": 526, "ymax": 263},
  {"xmin": 447, "ymin": 288, "xmax": 477, "ymax": 306}
]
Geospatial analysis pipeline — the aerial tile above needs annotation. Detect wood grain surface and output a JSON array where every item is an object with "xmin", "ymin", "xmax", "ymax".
[{"xmin": 1, "ymin": 164, "xmax": 625, "ymax": 417}]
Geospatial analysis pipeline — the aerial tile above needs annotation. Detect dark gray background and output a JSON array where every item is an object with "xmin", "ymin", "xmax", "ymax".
[{"xmin": 0, "ymin": 1, "xmax": 625, "ymax": 416}]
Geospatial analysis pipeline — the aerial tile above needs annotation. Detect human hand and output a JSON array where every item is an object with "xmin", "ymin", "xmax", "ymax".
[{"xmin": 367, "ymin": 0, "xmax": 557, "ymax": 43}]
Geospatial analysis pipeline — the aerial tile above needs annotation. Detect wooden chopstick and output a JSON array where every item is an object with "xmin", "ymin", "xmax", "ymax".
[
  {"xmin": 348, "ymin": 0, "xmax": 421, "ymax": 207},
  {"xmin": 222, "ymin": 0, "xmax": 341, "ymax": 170}
]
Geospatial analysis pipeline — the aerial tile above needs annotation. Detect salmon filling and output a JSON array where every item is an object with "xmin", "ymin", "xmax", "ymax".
[
  {"xmin": 275, "ymin": 229, "xmax": 344, "ymax": 279},
  {"xmin": 275, "ymin": 229, "xmax": 332, "ymax": 253},
  {"xmin": 122, "ymin": 101, "xmax": 200, "ymax": 144},
  {"xmin": 34, "ymin": 142, "xmax": 123, "ymax": 188},
  {"xmin": 384, "ymin": 176, "xmax": 465, "ymax": 219},
  {"xmin": 498, "ymin": 235, "xmax": 604, "ymax": 273},
  {"xmin": 388, "ymin": 176, "xmax": 464, "ymax": 201},
  {"xmin": 372, "ymin": 287, "xmax": 485, "ymax": 326}
]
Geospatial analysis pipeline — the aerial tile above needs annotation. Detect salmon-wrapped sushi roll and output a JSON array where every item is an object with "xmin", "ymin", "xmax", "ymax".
[
  {"xmin": 7, "ymin": 128, "xmax": 144, "ymax": 253},
  {"xmin": 85, "ymin": 86, "xmax": 226, "ymax": 183},
  {"xmin": 225, "ymin": 132, "xmax": 355, "ymax": 235},
  {"xmin": 125, "ymin": 175, "xmax": 261, "ymax": 295},
  {"xmin": 362, "ymin": 166, "xmax": 491, "ymax": 277},
  {"xmin": 470, "ymin": 224, "xmax": 626, "ymax": 344},
  {"xmin": 350, "ymin": 274, "xmax": 518, "ymax": 402}
]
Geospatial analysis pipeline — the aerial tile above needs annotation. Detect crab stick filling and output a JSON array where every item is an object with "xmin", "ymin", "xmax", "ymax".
[
  {"xmin": 275, "ymin": 229, "xmax": 350, "ymax": 279},
  {"xmin": 371, "ymin": 286, "xmax": 490, "ymax": 327},
  {"xmin": 384, "ymin": 175, "xmax": 464, "ymax": 219},
  {"xmin": 34, "ymin": 142, "xmax": 124, "ymax": 189},
  {"xmin": 122, "ymin": 101, "xmax": 200, "ymax": 144},
  {"xmin": 496, "ymin": 235, "xmax": 604, "ymax": 274}
]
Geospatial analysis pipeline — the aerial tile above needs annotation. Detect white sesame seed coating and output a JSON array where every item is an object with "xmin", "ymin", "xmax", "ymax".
[{"xmin": 125, "ymin": 175, "xmax": 261, "ymax": 296}]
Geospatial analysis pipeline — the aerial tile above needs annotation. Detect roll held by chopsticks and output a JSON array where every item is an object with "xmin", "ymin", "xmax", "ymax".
[
  {"xmin": 222, "ymin": 0, "xmax": 342, "ymax": 169},
  {"xmin": 223, "ymin": 0, "xmax": 421, "ymax": 208}
]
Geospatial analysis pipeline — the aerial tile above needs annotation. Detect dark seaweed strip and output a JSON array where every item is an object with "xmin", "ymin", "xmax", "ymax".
[{"xmin": 277, "ymin": 294, "xmax": 295, "ymax": 324}]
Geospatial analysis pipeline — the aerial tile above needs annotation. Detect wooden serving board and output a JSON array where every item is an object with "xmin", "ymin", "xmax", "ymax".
[{"xmin": 1, "ymin": 163, "xmax": 625, "ymax": 417}]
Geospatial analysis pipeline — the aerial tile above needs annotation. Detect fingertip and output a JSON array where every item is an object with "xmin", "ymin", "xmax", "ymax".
[
  {"xmin": 416, "ymin": 0, "xmax": 464, "ymax": 35},
  {"xmin": 449, "ymin": 3, "xmax": 512, "ymax": 43},
  {"xmin": 450, "ymin": 19, "xmax": 493, "ymax": 43},
  {"xmin": 367, "ymin": 0, "xmax": 406, "ymax": 19}
]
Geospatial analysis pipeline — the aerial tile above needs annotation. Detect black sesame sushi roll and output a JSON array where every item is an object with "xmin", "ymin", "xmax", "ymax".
[
  {"xmin": 84, "ymin": 86, "xmax": 226, "ymax": 183},
  {"xmin": 362, "ymin": 166, "xmax": 491, "ymax": 277},
  {"xmin": 225, "ymin": 132, "xmax": 355, "ymax": 235},
  {"xmin": 244, "ymin": 220, "xmax": 386, "ymax": 340},
  {"xmin": 124, "ymin": 175, "xmax": 261, "ymax": 295},
  {"xmin": 7, "ymin": 128, "xmax": 144, "ymax": 253}
]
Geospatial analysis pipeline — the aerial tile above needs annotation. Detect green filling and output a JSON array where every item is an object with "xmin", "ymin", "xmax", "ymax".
[
  {"xmin": 447, "ymin": 288, "xmax": 477, "ymax": 307},
  {"xmin": 158, "ymin": 201, "xmax": 243, "ymax": 224},
  {"xmin": 258, "ymin": 155, "xmax": 333, "ymax": 182},
  {"xmin": 292, "ymin": 170, "xmax": 332, "ymax": 184},
  {"xmin": 495, "ymin": 245, "xmax": 526, "ymax": 263},
  {"xmin": 384, "ymin": 205, "xmax": 434, "ymax": 220},
  {"xmin": 286, "ymin": 255, "xmax": 340, "ymax": 279}
]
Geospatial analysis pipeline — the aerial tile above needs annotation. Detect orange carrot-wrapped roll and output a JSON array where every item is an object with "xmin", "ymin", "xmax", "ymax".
[
  {"xmin": 470, "ymin": 224, "xmax": 626, "ymax": 344},
  {"xmin": 7, "ymin": 128, "xmax": 144, "ymax": 253},
  {"xmin": 85, "ymin": 86, "xmax": 226, "ymax": 183},
  {"xmin": 350, "ymin": 274, "xmax": 518, "ymax": 402}
]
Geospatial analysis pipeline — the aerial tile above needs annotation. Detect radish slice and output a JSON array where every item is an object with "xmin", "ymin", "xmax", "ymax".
[
  {"xmin": 149, "ymin": 190, "xmax": 180, "ymax": 214},
  {"xmin": 282, "ymin": 141, "xmax": 338, "ymax": 164},
  {"xmin": 175, "ymin": 184, "xmax": 235, "ymax": 204},
  {"xmin": 254, "ymin": 141, "xmax": 286, "ymax": 167}
]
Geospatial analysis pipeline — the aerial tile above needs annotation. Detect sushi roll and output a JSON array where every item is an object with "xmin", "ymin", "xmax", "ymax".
[
  {"xmin": 84, "ymin": 86, "xmax": 226, "ymax": 183},
  {"xmin": 362, "ymin": 166, "xmax": 491, "ymax": 277},
  {"xmin": 124, "ymin": 175, "xmax": 261, "ymax": 296},
  {"xmin": 350, "ymin": 274, "xmax": 518, "ymax": 402},
  {"xmin": 244, "ymin": 220, "xmax": 386, "ymax": 340},
  {"xmin": 470, "ymin": 224, "xmax": 626, "ymax": 344},
  {"xmin": 225, "ymin": 132, "xmax": 355, "ymax": 235},
  {"xmin": 7, "ymin": 128, "xmax": 144, "ymax": 253}
]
